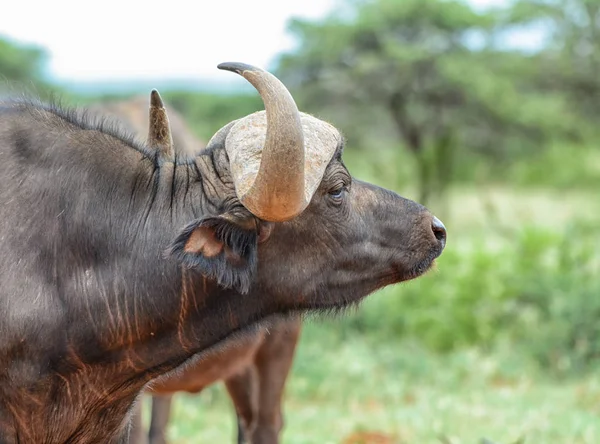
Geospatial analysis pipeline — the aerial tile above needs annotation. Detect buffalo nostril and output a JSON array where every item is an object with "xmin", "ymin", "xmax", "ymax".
[{"xmin": 431, "ymin": 216, "xmax": 446, "ymax": 248}]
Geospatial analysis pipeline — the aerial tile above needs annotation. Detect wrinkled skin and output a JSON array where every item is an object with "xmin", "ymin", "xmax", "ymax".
[
  {"xmin": 97, "ymin": 96, "xmax": 302, "ymax": 444},
  {"xmin": 0, "ymin": 95, "xmax": 444, "ymax": 443}
]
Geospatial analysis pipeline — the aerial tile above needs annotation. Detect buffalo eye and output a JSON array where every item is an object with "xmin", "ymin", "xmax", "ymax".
[{"xmin": 328, "ymin": 185, "xmax": 347, "ymax": 203}]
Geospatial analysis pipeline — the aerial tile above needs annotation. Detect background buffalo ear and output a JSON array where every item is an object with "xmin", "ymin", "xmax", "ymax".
[{"xmin": 168, "ymin": 212, "xmax": 259, "ymax": 294}]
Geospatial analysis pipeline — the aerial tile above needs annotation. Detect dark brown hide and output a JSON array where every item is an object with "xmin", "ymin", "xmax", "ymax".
[{"xmin": 96, "ymin": 96, "xmax": 301, "ymax": 444}]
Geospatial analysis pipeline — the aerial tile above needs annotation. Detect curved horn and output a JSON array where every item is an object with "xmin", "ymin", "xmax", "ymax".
[
  {"xmin": 218, "ymin": 62, "xmax": 305, "ymax": 222},
  {"xmin": 148, "ymin": 89, "xmax": 174, "ymax": 160}
]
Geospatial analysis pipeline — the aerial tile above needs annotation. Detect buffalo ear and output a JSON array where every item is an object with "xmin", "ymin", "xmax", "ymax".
[{"xmin": 168, "ymin": 213, "xmax": 259, "ymax": 294}]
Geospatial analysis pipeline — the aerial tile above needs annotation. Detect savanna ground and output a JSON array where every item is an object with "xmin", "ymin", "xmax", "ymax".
[{"xmin": 137, "ymin": 174, "xmax": 600, "ymax": 444}]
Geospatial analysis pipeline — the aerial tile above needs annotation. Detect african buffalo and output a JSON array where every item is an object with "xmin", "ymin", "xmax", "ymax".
[
  {"xmin": 0, "ymin": 62, "xmax": 446, "ymax": 443},
  {"xmin": 94, "ymin": 95, "xmax": 302, "ymax": 444}
]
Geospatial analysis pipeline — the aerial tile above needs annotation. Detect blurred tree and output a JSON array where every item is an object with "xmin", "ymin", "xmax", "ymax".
[
  {"xmin": 508, "ymin": 0, "xmax": 600, "ymax": 120},
  {"xmin": 277, "ymin": 0, "xmax": 577, "ymax": 205},
  {"xmin": 0, "ymin": 36, "xmax": 48, "ymax": 90}
]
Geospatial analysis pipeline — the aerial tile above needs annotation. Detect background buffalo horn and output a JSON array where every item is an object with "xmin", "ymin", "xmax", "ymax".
[
  {"xmin": 218, "ymin": 62, "xmax": 305, "ymax": 222},
  {"xmin": 148, "ymin": 89, "xmax": 174, "ymax": 160}
]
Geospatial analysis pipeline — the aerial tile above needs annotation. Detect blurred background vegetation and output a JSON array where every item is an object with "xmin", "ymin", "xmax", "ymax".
[{"xmin": 2, "ymin": 0, "xmax": 600, "ymax": 442}]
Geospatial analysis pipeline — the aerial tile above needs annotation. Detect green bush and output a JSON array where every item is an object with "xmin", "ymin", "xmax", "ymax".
[
  {"xmin": 336, "ymin": 220, "xmax": 600, "ymax": 375},
  {"xmin": 509, "ymin": 143, "xmax": 600, "ymax": 190}
]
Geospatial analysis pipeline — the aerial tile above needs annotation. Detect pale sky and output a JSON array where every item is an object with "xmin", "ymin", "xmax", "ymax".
[{"xmin": 2, "ymin": 0, "xmax": 524, "ymax": 85}]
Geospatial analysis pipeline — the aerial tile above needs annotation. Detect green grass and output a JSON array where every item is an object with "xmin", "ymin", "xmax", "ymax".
[{"xmin": 143, "ymin": 321, "xmax": 600, "ymax": 443}]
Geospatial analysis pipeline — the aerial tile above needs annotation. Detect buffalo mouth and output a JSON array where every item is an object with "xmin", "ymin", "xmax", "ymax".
[
  {"xmin": 396, "ymin": 244, "xmax": 444, "ymax": 283},
  {"xmin": 296, "ymin": 247, "xmax": 443, "ymax": 314},
  {"xmin": 396, "ymin": 257, "xmax": 437, "ymax": 283}
]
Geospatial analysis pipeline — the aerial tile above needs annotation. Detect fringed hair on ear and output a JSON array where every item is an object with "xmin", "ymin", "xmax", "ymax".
[{"xmin": 168, "ymin": 214, "xmax": 259, "ymax": 294}]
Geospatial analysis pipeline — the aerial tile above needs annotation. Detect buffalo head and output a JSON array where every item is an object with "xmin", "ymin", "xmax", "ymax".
[{"xmin": 167, "ymin": 62, "xmax": 446, "ymax": 305}]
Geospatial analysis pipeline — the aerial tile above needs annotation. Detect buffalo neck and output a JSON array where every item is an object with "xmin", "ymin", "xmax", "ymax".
[
  {"xmin": 56, "ymin": 150, "xmax": 272, "ymax": 391},
  {"xmin": 98, "ymin": 152, "xmax": 273, "ymax": 375}
]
